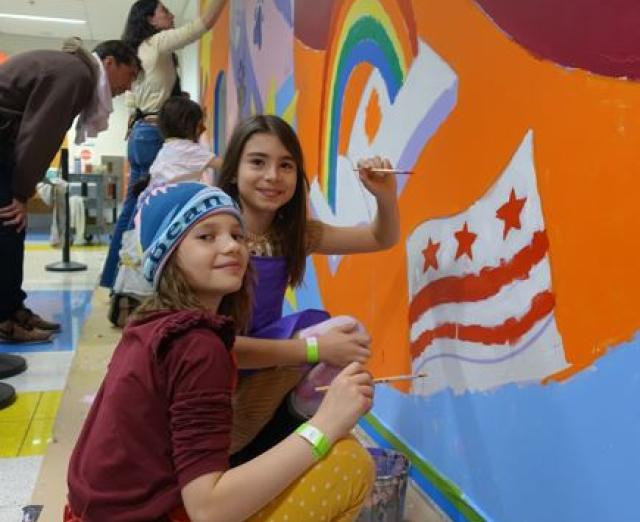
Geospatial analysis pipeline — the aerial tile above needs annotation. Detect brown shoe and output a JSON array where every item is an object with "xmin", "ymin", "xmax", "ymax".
[
  {"xmin": 0, "ymin": 319, "xmax": 53, "ymax": 344},
  {"xmin": 13, "ymin": 307, "xmax": 61, "ymax": 332}
]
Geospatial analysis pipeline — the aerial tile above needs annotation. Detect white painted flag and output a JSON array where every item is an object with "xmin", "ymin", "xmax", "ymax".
[{"xmin": 407, "ymin": 131, "xmax": 567, "ymax": 396}]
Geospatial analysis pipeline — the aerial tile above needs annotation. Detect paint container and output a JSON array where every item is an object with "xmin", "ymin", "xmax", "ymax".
[
  {"xmin": 357, "ymin": 448, "xmax": 410, "ymax": 522},
  {"xmin": 21, "ymin": 505, "xmax": 43, "ymax": 522}
]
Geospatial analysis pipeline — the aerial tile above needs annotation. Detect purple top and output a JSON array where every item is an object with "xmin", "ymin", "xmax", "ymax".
[{"xmin": 249, "ymin": 256, "xmax": 329, "ymax": 340}]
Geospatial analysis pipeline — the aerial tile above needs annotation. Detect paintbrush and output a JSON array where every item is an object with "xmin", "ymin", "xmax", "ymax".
[
  {"xmin": 352, "ymin": 168, "xmax": 413, "ymax": 175},
  {"xmin": 314, "ymin": 372, "xmax": 427, "ymax": 392}
]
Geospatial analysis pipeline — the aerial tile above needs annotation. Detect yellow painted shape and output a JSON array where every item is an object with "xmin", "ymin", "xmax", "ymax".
[
  {"xmin": 0, "ymin": 390, "xmax": 63, "ymax": 457},
  {"xmin": 265, "ymin": 78, "xmax": 278, "ymax": 115},
  {"xmin": 20, "ymin": 418, "xmax": 56, "ymax": 457},
  {"xmin": 0, "ymin": 391, "xmax": 40, "ymax": 422},
  {"xmin": 265, "ymin": 78, "xmax": 298, "ymax": 123},
  {"xmin": 0, "ymin": 421, "xmax": 29, "ymax": 457},
  {"xmin": 285, "ymin": 286, "xmax": 297, "ymax": 311},
  {"xmin": 25, "ymin": 244, "xmax": 106, "ymax": 252},
  {"xmin": 281, "ymin": 91, "xmax": 299, "ymax": 125},
  {"xmin": 34, "ymin": 390, "xmax": 62, "ymax": 420}
]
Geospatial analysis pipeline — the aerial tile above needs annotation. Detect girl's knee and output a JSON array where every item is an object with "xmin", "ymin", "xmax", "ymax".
[
  {"xmin": 248, "ymin": 438, "xmax": 374, "ymax": 522},
  {"xmin": 324, "ymin": 437, "xmax": 375, "ymax": 498}
]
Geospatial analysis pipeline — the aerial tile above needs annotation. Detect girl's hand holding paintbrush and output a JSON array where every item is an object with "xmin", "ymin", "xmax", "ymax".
[
  {"xmin": 355, "ymin": 156, "xmax": 398, "ymax": 202},
  {"xmin": 310, "ymin": 362, "xmax": 374, "ymax": 444},
  {"xmin": 315, "ymin": 372, "xmax": 428, "ymax": 392}
]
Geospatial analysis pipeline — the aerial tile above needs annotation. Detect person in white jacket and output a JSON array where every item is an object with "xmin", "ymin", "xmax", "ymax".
[
  {"xmin": 109, "ymin": 97, "xmax": 221, "ymax": 326},
  {"xmin": 149, "ymin": 96, "xmax": 221, "ymax": 186},
  {"xmin": 100, "ymin": 0, "xmax": 227, "ymax": 290}
]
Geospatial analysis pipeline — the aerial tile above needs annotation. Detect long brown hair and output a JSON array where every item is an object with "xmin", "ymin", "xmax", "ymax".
[
  {"xmin": 218, "ymin": 115, "xmax": 309, "ymax": 287},
  {"xmin": 159, "ymin": 97, "xmax": 203, "ymax": 142},
  {"xmin": 122, "ymin": 0, "xmax": 161, "ymax": 51},
  {"xmin": 134, "ymin": 254, "xmax": 253, "ymax": 334}
]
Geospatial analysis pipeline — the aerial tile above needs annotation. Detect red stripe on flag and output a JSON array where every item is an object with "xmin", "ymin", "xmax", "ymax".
[
  {"xmin": 410, "ymin": 290, "xmax": 555, "ymax": 359},
  {"xmin": 408, "ymin": 230, "xmax": 549, "ymax": 324}
]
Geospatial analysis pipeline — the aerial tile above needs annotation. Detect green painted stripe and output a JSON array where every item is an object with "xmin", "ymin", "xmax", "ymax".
[
  {"xmin": 363, "ymin": 413, "xmax": 487, "ymax": 522},
  {"xmin": 326, "ymin": 15, "xmax": 405, "ymax": 207}
]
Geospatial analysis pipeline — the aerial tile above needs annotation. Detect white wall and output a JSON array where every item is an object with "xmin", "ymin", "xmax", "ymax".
[
  {"xmin": 0, "ymin": 0, "xmax": 201, "ymax": 171},
  {"xmin": 0, "ymin": 33, "xmax": 69, "ymax": 54},
  {"xmin": 67, "ymin": 98, "xmax": 129, "ymax": 170},
  {"xmin": 177, "ymin": 0, "xmax": 201, "ymax": 101}
]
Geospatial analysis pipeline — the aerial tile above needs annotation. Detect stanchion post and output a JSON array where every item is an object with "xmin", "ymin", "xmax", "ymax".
[{"xmin": 46, "ymin": 148, "xmax": 87, "ymax": 272}]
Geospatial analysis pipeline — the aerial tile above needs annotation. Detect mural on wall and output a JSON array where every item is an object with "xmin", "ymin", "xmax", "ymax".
[
  {"xmin": 199, "ymin": 0, "xmax": 230, "ymax": 155},
  {"xmin": 407, "ymin": 131, "xmax": 567, "ymax": 396},
  {"xmin": 201, "ymin": 1, "xmax": 640, "ymax": 520}
]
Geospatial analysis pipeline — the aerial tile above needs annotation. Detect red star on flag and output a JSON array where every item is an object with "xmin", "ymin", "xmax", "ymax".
[
  {"xmin": 454, "ymin": 222, "xmax": 477, "ymax": 260},
  {"xmin": 422, "ymin": 238, "xmax": 440, "ymax": 272},
  {"xmin": 496, "ymin": 188, "xmax": 527, "ymax": 239}
]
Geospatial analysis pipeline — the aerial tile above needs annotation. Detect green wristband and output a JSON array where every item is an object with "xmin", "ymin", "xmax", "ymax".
[
  {"xmin": 305, "ymin": 336, "xmax": 319, "ymax": 364},
  {"xmin": 295, "ymin": 422, "xmax": 332, "ymax": 460}
]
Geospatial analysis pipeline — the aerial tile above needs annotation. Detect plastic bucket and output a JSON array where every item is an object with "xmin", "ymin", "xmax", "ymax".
[{"xmin": 357, "ymin": 448, "xmax": 410, "ymax": 522}]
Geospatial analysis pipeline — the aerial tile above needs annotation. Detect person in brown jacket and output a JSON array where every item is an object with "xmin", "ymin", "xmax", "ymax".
[{"xmin": 0, "ymin": 39, "xmax": 140, "ymax": 409}]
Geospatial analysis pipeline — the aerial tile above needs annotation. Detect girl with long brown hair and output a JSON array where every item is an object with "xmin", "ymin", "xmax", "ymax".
[{"xmin": 217, "ymin": 115, "xmax": 400, "ymax": 463}]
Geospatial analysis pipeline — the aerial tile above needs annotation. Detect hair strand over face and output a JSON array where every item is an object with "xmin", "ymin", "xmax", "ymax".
[{"xmin": 133, "ymin": 254, "xmax": 254, "ymax": 334}]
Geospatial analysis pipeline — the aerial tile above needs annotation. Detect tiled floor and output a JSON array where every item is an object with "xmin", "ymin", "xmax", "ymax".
[
  {"xmin": 0, "ymin": 237, "xmax": 106, "ymax": 522},
  {"xmin": 0, "ymin": 236, "xmax": 443, "ymax": 522}
]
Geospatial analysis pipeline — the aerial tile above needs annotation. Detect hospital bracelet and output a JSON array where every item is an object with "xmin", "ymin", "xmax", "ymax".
[
  {"xmin": 295, "ymin": 422, "xmax": 332, "ymax": 460},
  {"xmin": 305, "ymin": 336, "xmax": 319, "ymax": 364}
]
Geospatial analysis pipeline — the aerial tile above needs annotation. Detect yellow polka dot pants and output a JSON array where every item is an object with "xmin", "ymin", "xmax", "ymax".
[{"xmin": 248, "ymin": 436, "xmax": 375, "ymax": 522}]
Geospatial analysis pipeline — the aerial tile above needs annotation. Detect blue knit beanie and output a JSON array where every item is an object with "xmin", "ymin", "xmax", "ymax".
[{"xmin": 138, "ymin": 183, "xmax": 243, "ymax": 289}]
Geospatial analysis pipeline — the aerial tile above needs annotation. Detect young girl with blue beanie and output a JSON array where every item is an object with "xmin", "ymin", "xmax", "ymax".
[
  {"xmin": 108, "ymin": 97, "xmax": 221, "ymax": 326},
  {"xmin": 65, "ymin": 183, "xmax": 375, "ymax": 521}
]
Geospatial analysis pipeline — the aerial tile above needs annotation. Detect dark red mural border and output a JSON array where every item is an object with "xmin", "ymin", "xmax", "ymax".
[{"xmin": 474, "ymin": 0, "xmax": 640, "ymax": 80}]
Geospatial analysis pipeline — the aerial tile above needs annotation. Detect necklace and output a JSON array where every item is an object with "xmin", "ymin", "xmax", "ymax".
[{"xmin": 246, "ymin": 229, "xmax": 275, "ymax": 257}]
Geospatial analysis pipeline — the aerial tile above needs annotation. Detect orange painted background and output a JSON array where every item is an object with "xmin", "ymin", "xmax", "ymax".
[
  {"xmin": 199, "ymin": 1, "xmax": 640, "ymax": 517},
  {"xmin": 296, "ymin": 0, "xmax": 640, "ymax": 385},
  {"xmin": 201, "ymin": 0, "xmax": 640, "ymax": 384},
  {"xmin": 199, "ymin": 0, "xmax": 230, "ymax": 150}
]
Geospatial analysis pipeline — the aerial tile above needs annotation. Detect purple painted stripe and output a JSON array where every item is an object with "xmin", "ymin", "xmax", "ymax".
[
  {"xmin": 231, "ymin": 6, "xmax": 264, "ymax": 116},
  {"xmin": 396, "ymin": 80, "xmax": 458, "ymax": 193},
  {"xmin": 420, "ymin": 312, "xmax": 554, "ymax": 365},
  {"xmin": 274, "ymin": 0, "xmax": 293, "ymax": 27}
]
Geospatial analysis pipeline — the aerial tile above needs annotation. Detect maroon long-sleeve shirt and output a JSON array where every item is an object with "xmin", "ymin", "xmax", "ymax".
[
  {"xmin": 67, "ymin": 310, "xmax": 237, "ymax": 521},
  {"xmin": 0, "ymin": 49, "xmax": 96, "ymax": 200}
]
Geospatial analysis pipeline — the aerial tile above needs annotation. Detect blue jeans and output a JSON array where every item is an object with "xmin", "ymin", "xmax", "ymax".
[
  {"xmin": 0, "ymin": 146, "xmax": 26, "ymax": 321},
  {"xmin": 100, "ymin": 122, "xmax": 163, "ymax": 289}
]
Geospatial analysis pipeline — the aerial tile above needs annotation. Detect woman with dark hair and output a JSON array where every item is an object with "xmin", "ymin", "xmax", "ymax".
[{"xmin": 100, "ymin": 0, "xmax": 227, "ymax": 290}]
